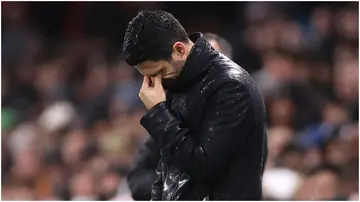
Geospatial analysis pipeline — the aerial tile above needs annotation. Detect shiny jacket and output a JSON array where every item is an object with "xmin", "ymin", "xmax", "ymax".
[{"xmin": 139, "ymin": 33, "xmax": 267, "ymax": 200}]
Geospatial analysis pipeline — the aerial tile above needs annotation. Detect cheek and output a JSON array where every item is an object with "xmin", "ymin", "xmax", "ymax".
[
  {"xmin": 139, "ymin": 69, "xmax": 155, "ymax": 77},
  {"xmin": 172, "ymin": 61, "xmax": 184, "ymax": 73},
  {"xmin": 161, "ymin": 65, "xmax": 172, "ymax": 75}
]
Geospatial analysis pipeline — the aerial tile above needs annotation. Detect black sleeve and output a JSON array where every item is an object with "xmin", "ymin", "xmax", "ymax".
[
  {"xmin": 127, "ymin": 137, "xmax": 160, "ymax": 200},
  {"xmin": 140, "ymin": 82, "xmax": 251, "ymax": 182}
]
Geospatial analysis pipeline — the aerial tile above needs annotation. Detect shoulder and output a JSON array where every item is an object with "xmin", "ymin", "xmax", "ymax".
[
  {"xmin": 215, "ymin": 55, "xmax": 254, "ymax": 85},
  {"xmin": 201, "ymin": 55, "xmax": 266, "ymax": 117},
  {"xmin": 201, "ymin": 55, "xmax": 254, "ymax": 97}
]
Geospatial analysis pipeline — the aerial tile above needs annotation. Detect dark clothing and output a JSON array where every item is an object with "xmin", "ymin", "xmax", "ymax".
[
  {"xmin": 136, "ymin": 33, "xmax": 267, "ymax": 200},
  {"xmin": 127, "ymin": 138, "xmax": 160, "ymax": 200}
]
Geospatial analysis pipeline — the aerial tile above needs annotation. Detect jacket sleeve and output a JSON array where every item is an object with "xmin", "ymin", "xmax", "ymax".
[
  {"xmin": 140, "ymin": 82, "xmax": 251, "ymax": 182},
  {"xmin": 127, "ymin": 138, "xmax": 160, "ymax": 200}
]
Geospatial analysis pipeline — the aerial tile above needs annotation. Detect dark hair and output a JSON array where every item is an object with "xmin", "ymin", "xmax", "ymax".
[
  {"xmin": 279, "ymin": 142, "xmax": 305, "ymax": 157},
  {"xmin": 122, "ymin": 10, "xmax": 189, "ymax": 66},
  {"xmin": 307, "ymin": 164, "xmax": 342, "ymax": 178},
  {"xmin": 203, "ymin": 33, "xmax": 233, "ymax": 59}
]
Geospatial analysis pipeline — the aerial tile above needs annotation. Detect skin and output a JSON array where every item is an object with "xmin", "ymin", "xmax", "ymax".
[
  {"xmin": 295, "ymin": 171, "xmax": 339, "ymax": 200},
  {"xmin": 138, "ymin": 74, "xmax": 166, "ymax": 110},
  {"xmin": 136, "ymin": 40, "xmax": 194, "ymax": 110},
  {"xmin": 131, "ymin": 37, "xmax": 232, "ymax": 200},
  {"xmin": 135, "ymin": 41, "xmax": 194, "ymax": 80},
  {"xmin": 135, "ymin": 40, "xmax": 224, "ymax": 80},
  {"xmin": 136, "ymin": 39, "xmax": 225, "ymax": 110}
]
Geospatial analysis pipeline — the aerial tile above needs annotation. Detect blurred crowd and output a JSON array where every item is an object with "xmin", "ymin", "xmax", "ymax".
[{"xmin": 1, "ymin": 2, "xmax": 358, "ymax": 201}]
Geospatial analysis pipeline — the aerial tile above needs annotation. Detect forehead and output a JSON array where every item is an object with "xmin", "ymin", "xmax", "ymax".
[
  {"xmin": 135, "ymin": 60, "xmax": 169, "ymax": 75},
  {"xmin": 135, "ymin": 61, "xmax": 160, "ymax": 70}
]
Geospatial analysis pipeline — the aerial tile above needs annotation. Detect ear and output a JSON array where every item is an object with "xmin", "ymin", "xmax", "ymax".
[{"xmin": 171, "ymin": 42, "xmax": 186, "ymax": 60}]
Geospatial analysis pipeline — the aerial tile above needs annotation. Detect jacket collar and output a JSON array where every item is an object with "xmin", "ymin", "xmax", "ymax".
[{"xmin": 167, "ymin": 32, "xmax": 219, "ymax": 92}]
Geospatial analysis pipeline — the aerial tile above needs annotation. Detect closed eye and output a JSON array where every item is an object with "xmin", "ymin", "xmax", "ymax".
[{"xmin": 150, "ymin": 70, "xmax": 162, "ymax": 77}]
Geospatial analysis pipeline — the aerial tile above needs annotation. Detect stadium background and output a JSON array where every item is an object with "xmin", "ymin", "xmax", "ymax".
[{"xmin": 1, "ymin": 1, "xmax": 359, "ymax": 200}]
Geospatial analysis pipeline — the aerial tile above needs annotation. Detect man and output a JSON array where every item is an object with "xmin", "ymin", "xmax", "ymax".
[
  {"xmin": 295, "ymin": 164, "xmax": 343, "ymax": 200},
  {"xmin": 122, "ymin": 10, "xmax": 267, "ymax": 200},
  {"xmin": 127, "ymin": 32, "xmax": 234, "ymax": 201}
]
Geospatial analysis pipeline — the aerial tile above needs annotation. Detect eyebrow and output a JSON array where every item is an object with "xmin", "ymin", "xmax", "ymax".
[{"xmin": 150, "ymin": 70, "xmax": 161, "ymax": 77}]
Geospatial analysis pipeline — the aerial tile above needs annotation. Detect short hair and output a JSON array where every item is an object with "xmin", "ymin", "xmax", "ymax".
[
  {"xmin": 203, "ymin": 33, "xmax": 233, "ymax": 59},
  {"xmin": 307, "ymin": 164, "xmax": 342, "ymax": 178},
  {"xmin": 122, "ymin": 10, "xmax": 189, "ymax": 66}
]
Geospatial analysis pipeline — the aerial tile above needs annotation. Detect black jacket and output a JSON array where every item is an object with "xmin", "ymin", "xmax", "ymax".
[
  {"xmin": 127, "ymin": 137, "xmax": 160, "ymax": 200},
  {"xmin": 131, "ymin": 33, "xmax": 267, "ymax": 200}
]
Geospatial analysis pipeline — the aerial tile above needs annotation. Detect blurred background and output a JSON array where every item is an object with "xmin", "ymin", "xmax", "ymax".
[{"xmin": 1, "ymin": 1, "xmax": 359, "ymax": 201}]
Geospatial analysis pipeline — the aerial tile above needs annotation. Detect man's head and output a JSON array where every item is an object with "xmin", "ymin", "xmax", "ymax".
[
  {"xmin": 203, "ymin": 33, "xmax": 233, "ymax": 59},
  {"xmin": 296, "ymin": 164, "xmax": 342, "ymax": 200},
  {"xmin": 122, "ymin": 10, "xmax": 193, "ymax": 88}
]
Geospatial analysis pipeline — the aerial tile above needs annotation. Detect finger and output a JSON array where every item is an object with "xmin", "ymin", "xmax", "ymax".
[
  {"xmin": 154, "ymin": 73, "xmax": 162, "ymax": 87},
  {"xmin": 150, "ymin": 77, "xmax": 155, "ymax": 87},
  {"xmin": 141, "ymin": 76, "xmax": 151, "ymax": 88}
]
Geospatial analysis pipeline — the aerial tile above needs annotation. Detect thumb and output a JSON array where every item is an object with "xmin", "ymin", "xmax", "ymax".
[{"xmin": 154, "ymin": 74, "xmax": 163, "ymax": 88}]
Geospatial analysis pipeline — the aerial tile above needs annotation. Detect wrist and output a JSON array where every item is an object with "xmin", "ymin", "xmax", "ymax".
[{"xmin": 149, "ymin": 101, "xmax": 167, "ymax": 111}]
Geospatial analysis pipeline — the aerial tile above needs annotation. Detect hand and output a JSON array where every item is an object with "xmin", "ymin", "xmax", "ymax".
[{"xmin": 139, "ymin": 74, "xmax": 166, "ymax": 110}]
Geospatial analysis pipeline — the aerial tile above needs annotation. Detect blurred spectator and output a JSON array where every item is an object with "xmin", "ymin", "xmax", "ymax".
[
  {"xmin": 69, "ymin": 170, "xmax": 96, "ymax": 200},
  {"xmin": 295, "ymin": 164, "xmax": 343, "ymax": 200},
  {"xmin": 1, "ymin": 2, "xmax": 358, "ymax": 201}
]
